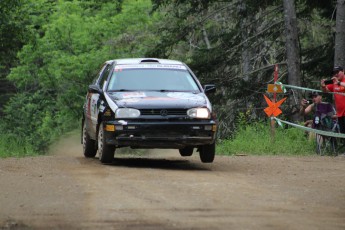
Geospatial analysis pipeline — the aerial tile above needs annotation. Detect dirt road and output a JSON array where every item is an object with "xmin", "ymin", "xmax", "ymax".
[{"xmin": 0, "ymin": 131, "xmax": 345, "ymax": 230}]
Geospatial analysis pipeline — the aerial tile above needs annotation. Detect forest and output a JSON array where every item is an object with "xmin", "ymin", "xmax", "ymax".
[{"xmin": 0, "ymin": 0, "xmax": 344, "ymax": 155}]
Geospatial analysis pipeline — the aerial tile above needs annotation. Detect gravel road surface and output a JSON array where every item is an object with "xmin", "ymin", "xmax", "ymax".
[{"xmin": 0, "ymin": 131, "xmax": 345, "ymax": 230}]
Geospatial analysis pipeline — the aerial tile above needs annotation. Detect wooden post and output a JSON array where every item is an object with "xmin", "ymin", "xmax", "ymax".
[{"xmin": 271, "ymin": 64, "xmax": 279, "ymax": 143}]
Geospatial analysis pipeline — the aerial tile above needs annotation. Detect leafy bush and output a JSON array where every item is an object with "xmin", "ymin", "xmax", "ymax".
[
  {"xmin": 0, "ymin": 126, "xmax": 36, "ymax": 157},
  {"xmin": 1, "ymin": 91, "xmax": 79, "ymax": 154},
  {"xmin": 1, "ymin": 0, "xmax": 159, "ymax": 155}
]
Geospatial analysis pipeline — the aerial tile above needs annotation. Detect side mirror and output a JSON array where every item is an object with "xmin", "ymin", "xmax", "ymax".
[
  {"xmin": 88, "ymin": 85, "xmax": 103, "ymax": 94},
  {"xmin": 204, "ymin": 84, "xmax": 216, "ymax": 93}
]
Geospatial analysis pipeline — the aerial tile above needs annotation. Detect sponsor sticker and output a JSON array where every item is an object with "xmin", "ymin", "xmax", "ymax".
[
  {"xmin": 121, "ymin": 92, "xmax": 146, "ymax": 98},
  {"xmin": 167, "ymin": 92, "xmax": 204, "ymax": 101}
]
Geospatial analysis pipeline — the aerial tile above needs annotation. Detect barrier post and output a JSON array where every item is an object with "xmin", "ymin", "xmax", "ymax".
[
  {"xmin": 271, "ymin": 64, "xmax": 279, "ymax": 142},
  {"xmin": 265, "ymin": 65, "xmax": 285, "ymax": 143}
]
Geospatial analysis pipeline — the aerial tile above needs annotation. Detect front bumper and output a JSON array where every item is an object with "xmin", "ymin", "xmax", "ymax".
[{"xmin": 103, "ymin": 120, "xmax": 217, "ymax": 148}]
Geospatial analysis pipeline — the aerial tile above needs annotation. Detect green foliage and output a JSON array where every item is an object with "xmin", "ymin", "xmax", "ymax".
[
  {"xmin": 1, "ymin": 0, "xmax": 161, "ymax": 155},
  {"xmin": 0, "ymin": 133, "xmax": 36, "ymax": 158},
  {"xmin": 148, "ymin": 0, "xmax": 338, "ymax": 139},
  {"xmin": 1, "ymin": 90, "xmax": 76, "ymax": 153},
  {"xmin": 217, "ymin": 121, "xmax": 316, "ymax": 156},
  {"xmin": 0, "ymin": 0, "xmax": 28, "ymax": 114},
  {"xmin": 0, "ymin": 0, "xmax": 340, "ymax": 157}
]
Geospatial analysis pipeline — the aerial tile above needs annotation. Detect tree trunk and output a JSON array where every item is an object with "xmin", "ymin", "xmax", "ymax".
[
  {"xmin": 202, "ymin": 28, "xmax": 211, "ymax": 49},
  {"xmin": 283, "ymin": 0, "xmax": 301, "ymax": 121},
  {"xmin": 238, "ymin": 0, "xmax": 251, "ymax": 82},
  {"xmin": 334, "ymin": 0, "xmax": 345, "ymax": 67}
]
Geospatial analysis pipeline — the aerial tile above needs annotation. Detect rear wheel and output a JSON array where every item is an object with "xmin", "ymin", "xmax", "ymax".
[
  {"xmin": 98, "ymin": 122, "xmax": 115, "ymax": 164},
  {"xmin": 179, "ymin": 147, "xmax": 193, "ymax": 157},
  {"xmin": 330, "ymin": 137, "xmax": 338, "ymax": 156},
  {"xmin": 199, "ymin": 143, "xmax": 215, "ymax": 163},
  {"xmin": 82, "ymin": 121, "xmax": 97, "ymax": 158}
]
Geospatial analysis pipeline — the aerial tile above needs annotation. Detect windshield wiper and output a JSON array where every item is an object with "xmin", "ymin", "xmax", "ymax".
[
  {"xmin": 158, "ymin": 89, "xmax": 201, "ymax": 93},
  {"xmin": 157, "ymin": 89, "xmax": 194, "ymax": 92},
  {"xmin": 110, "ymin": 89, "xmax": 136, "ymax": 92}
]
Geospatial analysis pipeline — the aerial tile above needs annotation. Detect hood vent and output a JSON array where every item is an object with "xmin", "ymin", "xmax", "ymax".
[{"xmin": 140, "ymin": 59, "xmax": 160, "ymax": 63}]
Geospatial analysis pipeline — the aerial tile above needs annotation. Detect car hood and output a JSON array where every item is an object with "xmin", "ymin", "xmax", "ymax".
[{"xmin": 107, "ymin": 91, "xmax": 208, "ymax": 109}]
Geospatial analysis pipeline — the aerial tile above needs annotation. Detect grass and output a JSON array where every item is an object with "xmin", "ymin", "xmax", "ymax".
[
  {"xmin": 216, "ymin": 121, "xmax": 316, "ymax": 156},
  {"xmin": 0, "ymin": 134, "xmax": 37, "ymax": 158}
]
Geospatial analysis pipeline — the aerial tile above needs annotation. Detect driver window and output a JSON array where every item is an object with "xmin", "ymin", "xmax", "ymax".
[{"xmin": 98, "ymin": 64, "xmax": 112, "ymax": 89}]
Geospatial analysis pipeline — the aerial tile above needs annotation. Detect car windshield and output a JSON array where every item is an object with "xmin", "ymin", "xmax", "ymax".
[{"xmin": 107, "ymin": 68, "xmax": 200, "ymax": 92}]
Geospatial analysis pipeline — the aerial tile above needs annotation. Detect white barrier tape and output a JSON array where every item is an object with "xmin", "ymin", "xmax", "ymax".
[
  {"xmin": 282, "ymin": 84, "xmax": 321, "ymax": 92},
  {"xmin": 273, "ymin": 117, "xmax": 345, "ymax": 138},
  {"xmin": 282, "ymin": 84, "xmax": 345, "ymax": 96}
]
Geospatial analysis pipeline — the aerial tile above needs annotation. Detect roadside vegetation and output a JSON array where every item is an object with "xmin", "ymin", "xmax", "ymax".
[
  {"xmin": 0, "ymin": 0, "xmax": 343, "ymax": 157},
  {"xmin": 217, "ymin": 122, "xmax": 315, "ymax": 156},
  {"xmin": 0, "ymin": 122, "xmax": 315, "ymax": 158},
  {"xmin": 0, "ymin": 137, "xmax": 36, "ymax": 158}
]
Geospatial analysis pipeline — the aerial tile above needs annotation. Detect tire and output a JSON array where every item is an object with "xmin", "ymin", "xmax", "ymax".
[
  {"xmin": 315, "ymin": 134, "xmax": 323, "ymax": 155},
  {"xmin": 82, "ymin": 121, "xmax": 97, "ymax": 158},
  {"xmin": 98, "ymin": 122, "xmax": 115, "ymax": 164},
  {"xmin": 316, "ymin": 134, "xmax": 337, "ymax": 156},
  {"xmin": 199, "ymin": 142, "xmax": 215, "ymax": 163},
  {"xmin": 330, "ymin": 137, "xmax": 338, "ymax": 156},
  {"xmin": 179, "ymin": 147, "xmax": 194, "ymax": 157}
]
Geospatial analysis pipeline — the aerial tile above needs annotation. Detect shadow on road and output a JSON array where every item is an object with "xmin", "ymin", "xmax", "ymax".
[
  {"xmin": 79, "ymin": 155, "xmax": 211, "ymax": 171},
  {"xmin": 77, "ymin": 148, "xmax": 212, "ymax": 171},
  {"xmin": 109, "ymin": 157, "xmax": 210, "ymax": 171}
]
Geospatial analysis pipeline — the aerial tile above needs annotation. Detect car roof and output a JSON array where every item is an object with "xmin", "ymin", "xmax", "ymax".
[{"xmin": 106, "ymin": 58, "xmax": 184, "ymax": 65}]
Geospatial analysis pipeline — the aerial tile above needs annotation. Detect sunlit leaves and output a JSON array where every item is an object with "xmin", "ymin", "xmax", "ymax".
[{"xmin": 4, "ymin": 0, "xmax": 161, "ymax": 152}]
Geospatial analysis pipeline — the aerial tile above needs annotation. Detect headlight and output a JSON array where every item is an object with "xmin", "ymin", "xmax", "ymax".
[
  {"xmin": 115, "ymin": 108, "xmax": 140, "ymax": 118},
  {"xmin": 187, "ymin": 108, "xmax": 210, "ymax": 119}
]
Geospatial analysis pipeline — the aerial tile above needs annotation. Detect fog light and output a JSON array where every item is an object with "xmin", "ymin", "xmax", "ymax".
[
  {"xmin": 127, "ymin": 126, "xmax": 136, "ymax": 130},
  {"xmin": 105, "ymin": 125, "xmax": 115, "ymax": 132},
  {"xmin": 192, "ymin": 126, "xmax": 201, "ymax": 130}
]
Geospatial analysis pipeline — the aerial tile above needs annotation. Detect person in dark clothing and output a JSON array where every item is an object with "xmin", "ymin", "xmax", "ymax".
[{"xmin": 300, "ymin": 91, "xmax": 336, "ymax": 131}]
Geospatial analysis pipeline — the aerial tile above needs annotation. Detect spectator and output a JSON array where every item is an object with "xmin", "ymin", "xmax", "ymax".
[
  {"xmin": 300, "ymin": 91, "xmax": 335, "ymax": 131},
  {"xmin": 321, "ymin": 66, "xmax": 345, "ymax": 133}
]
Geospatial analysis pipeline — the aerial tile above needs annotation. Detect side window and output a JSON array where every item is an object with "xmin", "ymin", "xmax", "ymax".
[
  {"xmin": 92, "ymin": 64, "xmax": 106, "ymax": 85},
  {"xmin": 98, "ymin": 64, "xmax": 112, "ymax": 89}
]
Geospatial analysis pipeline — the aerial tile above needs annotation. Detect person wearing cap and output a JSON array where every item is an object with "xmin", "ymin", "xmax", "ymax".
[
  {"xmin": 321, "ymin": 66, "xmax": 345, "ymax": 133},
  {"xmin": 300, "ymin": 91, "xmax": 336, "ymax": 131}
]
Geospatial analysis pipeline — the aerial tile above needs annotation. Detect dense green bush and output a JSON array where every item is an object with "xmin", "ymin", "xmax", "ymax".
[{"xmin": 1, "ymin": 0, "xmax": 159, "ymax": 154}]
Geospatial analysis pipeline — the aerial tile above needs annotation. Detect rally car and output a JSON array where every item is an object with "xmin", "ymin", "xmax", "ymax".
[{"xmin": 81, "ymin": 58, "xmax": 217, "ymax": 164}]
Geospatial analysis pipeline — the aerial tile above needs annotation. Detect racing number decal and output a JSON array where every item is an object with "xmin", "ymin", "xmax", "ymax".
[
  {"xmin": 92, "ymin": 98, "xmax": 97, "ymax": 115},
  {"xmin": 90, "ymin": 94, "xmax": 100, "ymax": 123},
  {"xmin": 86, "ymin": 93, "xmax": 100, "ymax": 132}
]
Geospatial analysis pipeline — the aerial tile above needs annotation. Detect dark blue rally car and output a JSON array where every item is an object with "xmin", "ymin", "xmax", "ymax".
[{"xmin": 82, "ymin": 58, "xmax": 217, "ymax": 164}]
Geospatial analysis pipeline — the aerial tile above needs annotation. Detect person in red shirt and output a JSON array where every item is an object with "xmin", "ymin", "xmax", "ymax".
[{"xmin": 321, "ymin": 66, "xmax": 345, "ymax": 133}]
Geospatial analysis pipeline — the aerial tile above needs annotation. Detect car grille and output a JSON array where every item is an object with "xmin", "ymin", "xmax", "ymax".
[{"xmin": 140, "ymin": 109, "xmax": 187, "ymax": 116}]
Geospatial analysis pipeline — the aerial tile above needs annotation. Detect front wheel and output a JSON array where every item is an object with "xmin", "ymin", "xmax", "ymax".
[
  {"xmin": 82, "ymin": 121, "xmax": 97, "ymax": 158},
  {"xmin": 98, "ymin": 122, "xmax": 115, "ymax": 164},
  {"xmin": 199, "ymin": 142, "xmax": 215, "ymax": 163},
  {"xmin": 179, "ymin": 147, "xmax": 194, "ymax": 157}
]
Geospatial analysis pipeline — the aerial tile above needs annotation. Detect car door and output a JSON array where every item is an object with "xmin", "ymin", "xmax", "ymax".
[{"xmin": 85, "ymin": 63, "xmax": 113, "ymax": 137}]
